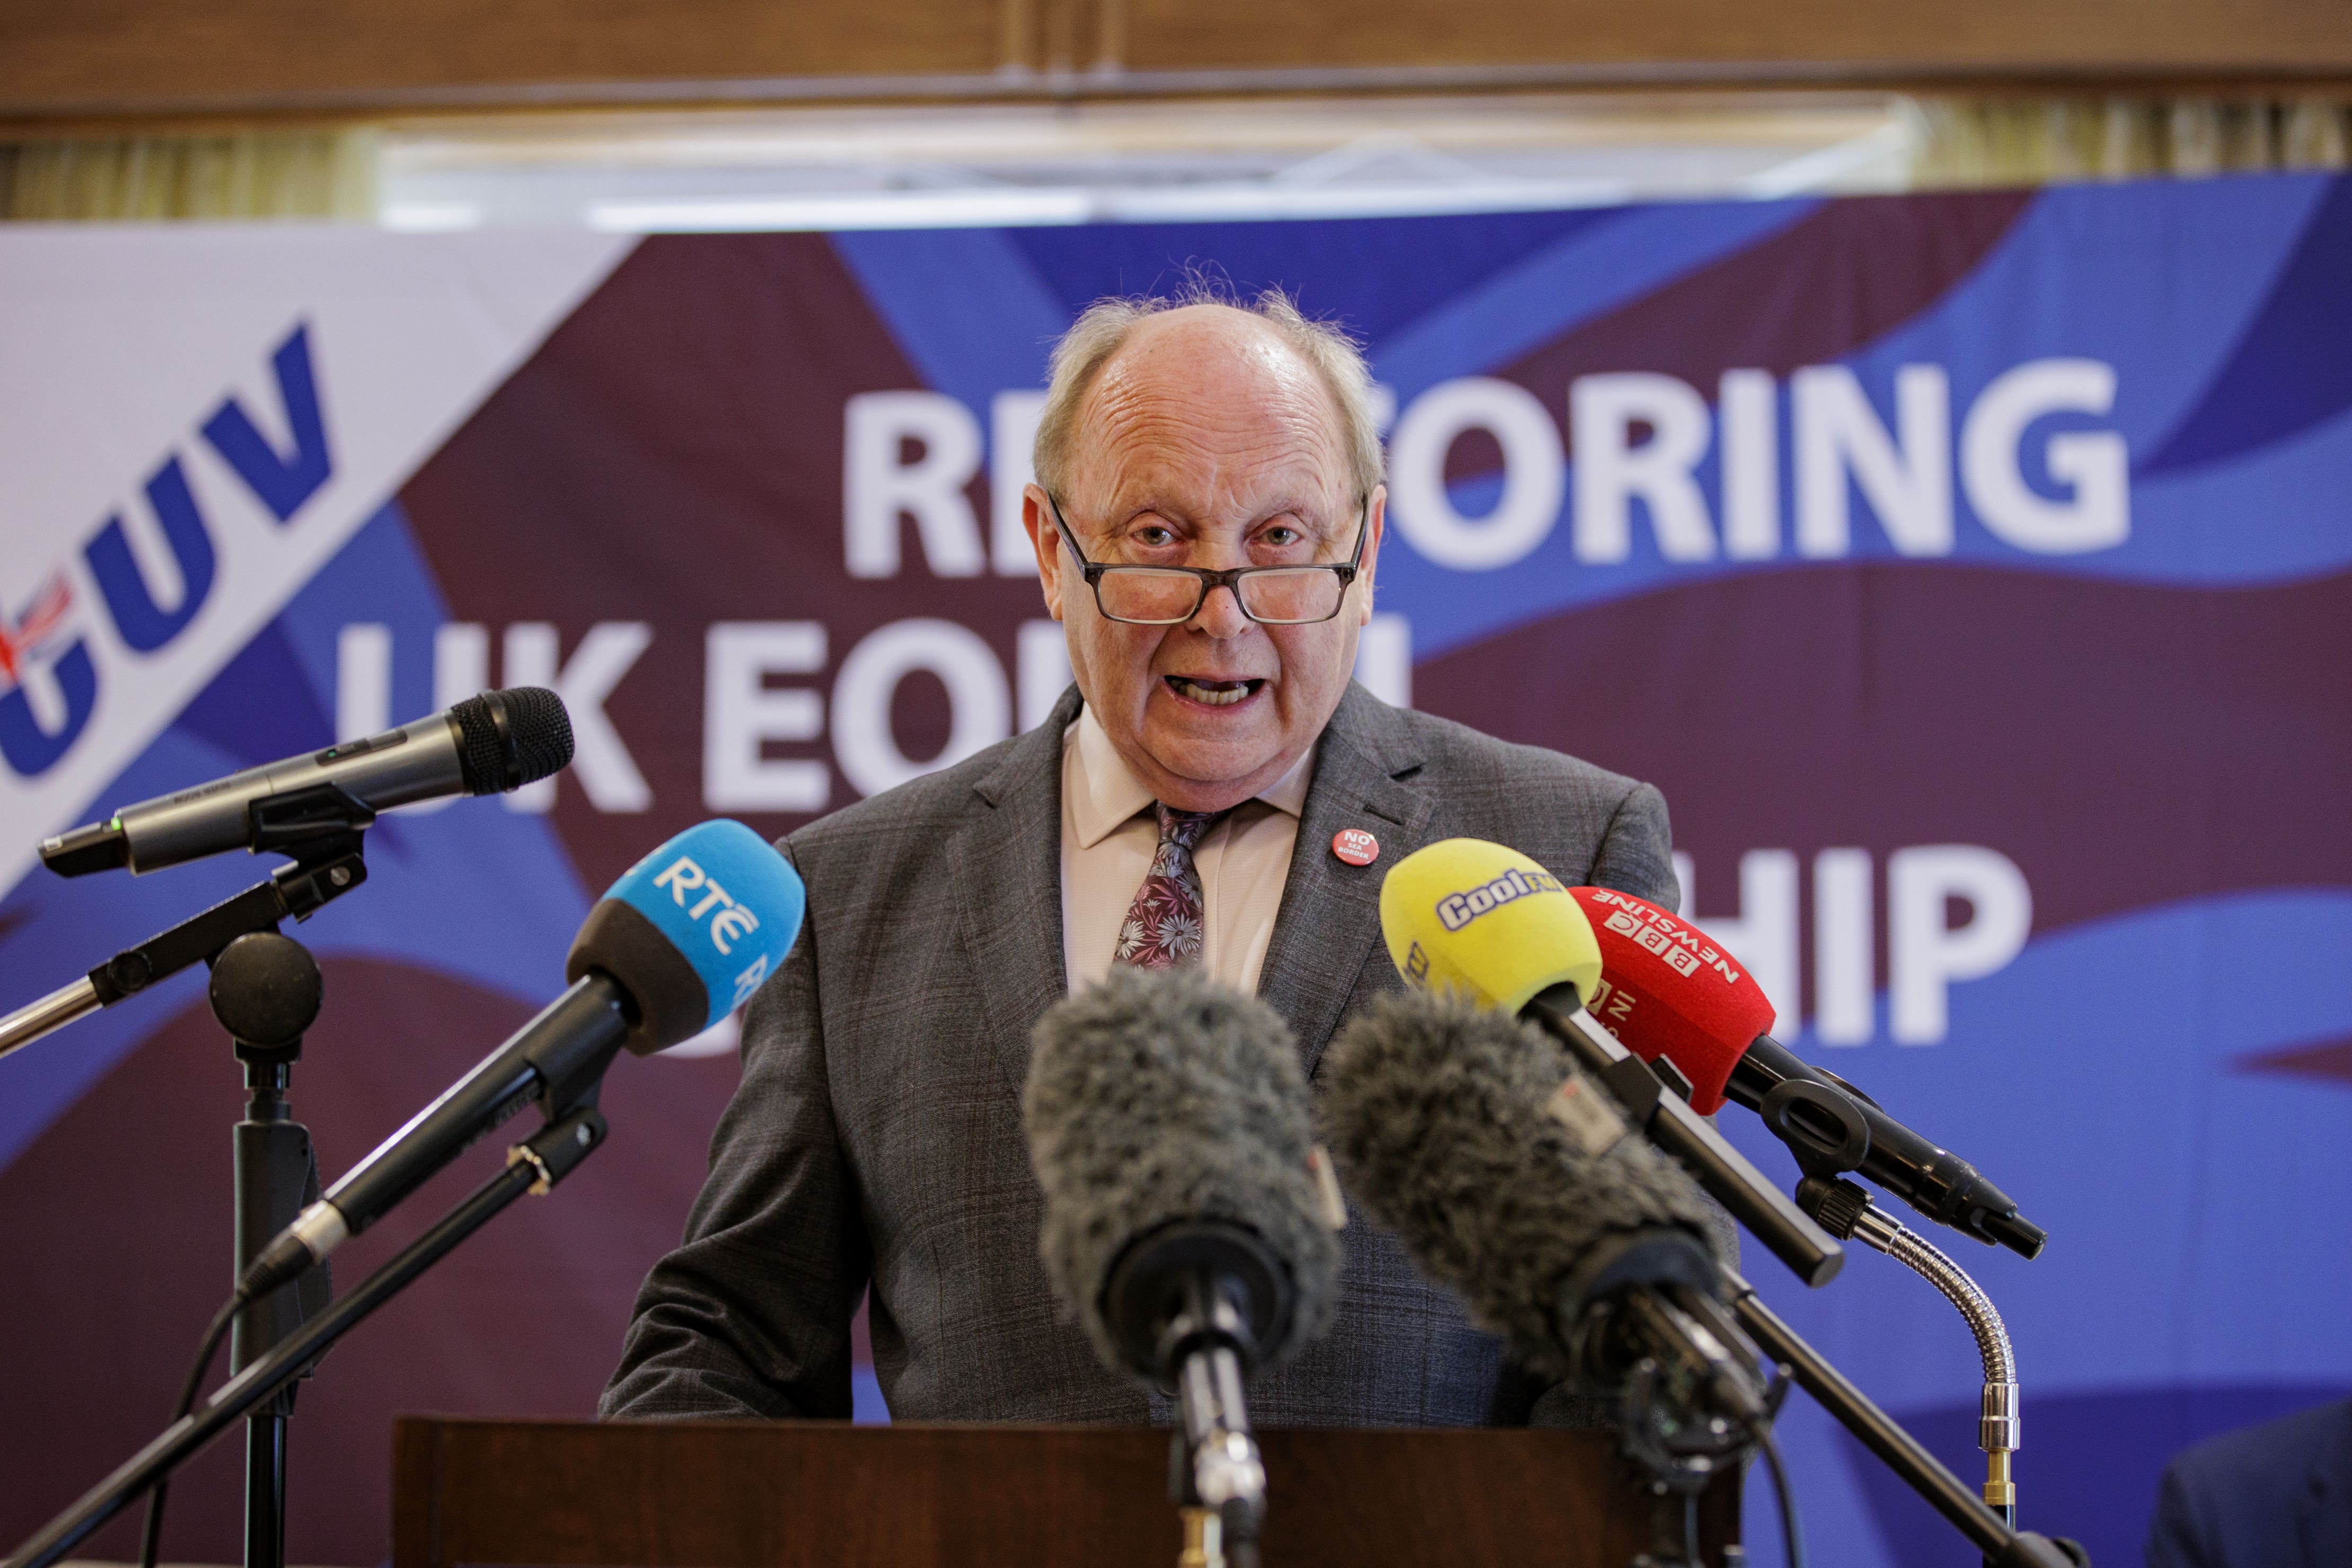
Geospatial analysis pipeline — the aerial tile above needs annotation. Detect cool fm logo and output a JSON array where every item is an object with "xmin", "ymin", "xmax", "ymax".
[{"xmin": 1432, "ymin": 864, "xmax": 1567, "ymax": 931}]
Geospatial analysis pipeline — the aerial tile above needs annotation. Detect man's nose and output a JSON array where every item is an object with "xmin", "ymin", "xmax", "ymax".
[{"xmin": 1186, "ymin": 577, "xmax": 1255, "ymax": 638}]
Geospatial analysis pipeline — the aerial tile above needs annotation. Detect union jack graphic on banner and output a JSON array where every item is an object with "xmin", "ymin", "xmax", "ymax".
[{"xmin": 0, "ymin": 574, "xmax": 74, "ymax": 693}]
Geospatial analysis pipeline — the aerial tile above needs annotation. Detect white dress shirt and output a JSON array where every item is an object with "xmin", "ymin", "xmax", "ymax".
[{"xmin": 1060, "ymin": 704, "xmax": 1315, "ymax": 995}]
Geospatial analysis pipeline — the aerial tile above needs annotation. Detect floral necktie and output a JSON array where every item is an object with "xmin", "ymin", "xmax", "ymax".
[{"xmin": 1113, "ymin": 803, "xmax": 1228, "ymax": 969}]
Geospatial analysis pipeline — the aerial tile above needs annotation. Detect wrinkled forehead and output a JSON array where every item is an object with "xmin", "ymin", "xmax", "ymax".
[{"xmin": 1070, "ymin": 310, "xmax": 1353, "ymax": 521}]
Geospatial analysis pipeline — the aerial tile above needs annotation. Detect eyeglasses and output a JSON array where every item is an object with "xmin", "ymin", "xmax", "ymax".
[{"xmin": 1044, "ymin": 494, "xmax": 1369, "ymax": 626}]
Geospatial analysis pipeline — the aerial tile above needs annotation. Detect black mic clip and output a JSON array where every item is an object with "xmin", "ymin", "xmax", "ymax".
[
  {"xmin": 39, "ymin": 780, "xmax": 377, "ymax": 881},
  {"xmin": 1758, "ymin": 1074, "xmax": 1877, "ymax": 1185},
  {"xmin": 248, "ymin": 781, "xmax": 376, "ymax": 859},
  {"xmin": 84, "ymin": 833, "xmax": 370, "ymax": 1013},
  {"xmin": 1563, "ymin": 1231, "xmax": 1782, "ymax": 1496}
]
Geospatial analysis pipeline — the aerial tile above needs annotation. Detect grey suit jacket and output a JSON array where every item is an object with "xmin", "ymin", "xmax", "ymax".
[
  {"xmin": 602, "ymin": 682, "xmax": 1680, "ymax": 1427},
  {"xmin": 2146, "ymin": 1398, "xmax": 2352, "ymax": 1568}
]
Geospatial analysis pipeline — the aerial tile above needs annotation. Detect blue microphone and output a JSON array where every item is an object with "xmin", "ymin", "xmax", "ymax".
[
  {"xmin": 564, "ymin": 817, "xmax": 807, "ymax": 1052},
  {"xmin": 234, "ymin": 821, "xmax": 805, "ymax": 1303}
]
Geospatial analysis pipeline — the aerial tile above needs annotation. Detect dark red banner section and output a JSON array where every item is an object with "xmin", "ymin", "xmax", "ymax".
[
  {"xmin": 1421, "ymin": 563, "xmax": 2352, "ymax": 973},
  {"xmin": 400, "ymin": 233, "xmax": 1049, "ymax": 894},
  {"xmin": 1439, "ymin": 191, "xmax": 2037, "ymax": 485}
]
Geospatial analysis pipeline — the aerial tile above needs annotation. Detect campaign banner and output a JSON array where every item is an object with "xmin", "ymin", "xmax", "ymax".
[{"xmin": 2, "ymin": 176, "xmax": 2347, "ymax": 1565}]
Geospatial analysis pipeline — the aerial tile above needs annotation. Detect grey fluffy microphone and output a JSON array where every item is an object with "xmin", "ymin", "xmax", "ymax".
[
  {"xmin": 1321, "ymin": 991, "xmax": 1770, "ymax": 1436},
  {"xmin": 1024, "ymin": 965, "xmax": 1340, "ymax": 1560}
]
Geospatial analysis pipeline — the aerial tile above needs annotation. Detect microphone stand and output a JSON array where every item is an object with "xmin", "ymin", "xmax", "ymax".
[
  {"xmin": 3, "ymin": 1104, "xmax": 607, "ymax": 1568},
  {"xmin": 0, "ymin": 791, "xmax": 382, "ymax": 1568},
  {"xmin": 0, "ymin": 788, "xmax": 372, "ymax": 1065},
  {"xmin": 213, "ymin": 931, "xmax": 332, "ymax": 1568},
  {"xmin": 1599, "ymin": 1286, "xmax": 1781, "ymax": 1568}
]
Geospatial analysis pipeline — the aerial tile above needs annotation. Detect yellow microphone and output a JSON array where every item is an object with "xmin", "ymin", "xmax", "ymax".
[
  {"xmin": 1378, "ymin": 839, "xmax": 1844, "ymax": 1288},
  {"xmin": 1378, "ymin": 838, "xmax": 1599, "ymax": 1014}
]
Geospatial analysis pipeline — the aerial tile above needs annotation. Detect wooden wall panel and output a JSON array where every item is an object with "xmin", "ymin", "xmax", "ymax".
[
  {"xmin": 2, "ymin": 0, "xmax": 2348, "ymax": 125},
  {"xmin": 0, "ymin": 0, "xmax": 1006, "ymax": 118},
  {"xmin": 1123, "ymin": 0, "xmax": 2352, "ymax": 80}
]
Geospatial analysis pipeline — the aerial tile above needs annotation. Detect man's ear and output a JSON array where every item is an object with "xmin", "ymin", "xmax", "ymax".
[
  {"xmin": 1024, "ymin": 484, "xmax": 1065, "ymax": 622},
  {"xmin": 1355, "ymin": 485, "xmax": 1387, "ymax": 626}
]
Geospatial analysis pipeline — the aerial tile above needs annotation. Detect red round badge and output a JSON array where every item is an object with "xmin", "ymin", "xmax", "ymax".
[{"xmin": 1331, "ymin": 829, "xmax": 1380, "ymax": 867}]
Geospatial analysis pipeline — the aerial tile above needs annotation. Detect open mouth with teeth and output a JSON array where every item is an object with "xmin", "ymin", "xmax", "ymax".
[{"xmin": 1166, "ymin": 675, "xmax": 1264, "ymax": 708}]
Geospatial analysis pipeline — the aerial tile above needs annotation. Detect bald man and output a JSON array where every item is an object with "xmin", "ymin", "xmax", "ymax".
[{"xmin": 603, "ymin": 292, "xmax": 1684, "ymax": 1428}]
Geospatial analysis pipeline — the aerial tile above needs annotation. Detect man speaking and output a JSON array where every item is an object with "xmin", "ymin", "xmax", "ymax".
[{"xmin": 602, "ymin": 289, "xmax": 1682, "ymax": 1426}]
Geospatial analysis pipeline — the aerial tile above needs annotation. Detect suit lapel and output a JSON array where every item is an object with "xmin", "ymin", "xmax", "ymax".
[
  {"xmin": 1259, "ymin": 685, "xmax": 1433, "ymax": 1078},
  {"xmin": 952, "ymin": 685, "xmax": 1081, "ymax": 1107}
]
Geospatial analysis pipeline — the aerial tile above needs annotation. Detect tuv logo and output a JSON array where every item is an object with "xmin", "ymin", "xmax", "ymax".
[
  {"xmin": 0, "ymin": 321, "xmax": 332, "ymax": 780},
  {"xmin": 0, "ymin": 574, "xmax": 84, "ymax": 776}
]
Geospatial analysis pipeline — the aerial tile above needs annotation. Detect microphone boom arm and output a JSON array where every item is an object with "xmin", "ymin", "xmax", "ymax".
[{"xmin": 1524, "ymin": 986, "xmax": 1845, "ymax": 1288}]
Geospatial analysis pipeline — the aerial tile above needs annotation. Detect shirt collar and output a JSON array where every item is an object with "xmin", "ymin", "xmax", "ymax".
[{"xmin": 1067, "ymin": 703, "xmax": 1317, "ymax": 851}]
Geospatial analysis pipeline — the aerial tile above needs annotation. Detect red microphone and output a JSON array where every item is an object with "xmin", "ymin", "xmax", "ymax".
[
  {"xmin": 1570, "ymin": 887, "xmax": 1769, "ymax": 1115},
  {"xmin": 1570, "ymin": 886, "xmax": 2046, "ymax": 1259}
]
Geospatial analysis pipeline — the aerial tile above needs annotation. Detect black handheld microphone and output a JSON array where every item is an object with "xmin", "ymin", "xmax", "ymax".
[
  {"xmin": 1025, "ymin": 966, "xmax": 1341, "ymax": 1560},
  {"xmin": 1737, "ymin": 1036, "xmax": 2043, "ymax": 1256},
  {"xmin": 235, "ymin": 820, "xmax": 806, "ymax": 1305},
  {"xmin": 1566, "ymin": 885, "xmax": 2046, "ymax": 1258},
  {"xmin": 40, "ymin": 687, "xmax": 572, "ymax": 877},
  {"xmin": 1323, "ymin": 990, "xmax": 1772, "ymax": 1439}
]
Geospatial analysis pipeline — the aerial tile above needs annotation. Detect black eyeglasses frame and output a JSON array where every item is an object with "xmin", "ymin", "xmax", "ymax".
[{"xmin": 1042, "ymin": 492, "xmax": 1370, "ymax": 626}]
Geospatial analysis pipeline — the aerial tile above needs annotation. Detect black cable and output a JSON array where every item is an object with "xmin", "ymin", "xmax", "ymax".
[
  {"xmin": 138, "ymin": 1294, "xmax": 241, "ymax": 1568},
  {"xmin": 1751, "ymin": 1422, "xmax": 1803, "ymax": 1568}
]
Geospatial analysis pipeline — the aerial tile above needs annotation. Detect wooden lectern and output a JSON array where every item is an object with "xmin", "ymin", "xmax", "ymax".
[{"xmin": 392, "ymin": 1417, "xmax": 1740, "ymax": 1567}]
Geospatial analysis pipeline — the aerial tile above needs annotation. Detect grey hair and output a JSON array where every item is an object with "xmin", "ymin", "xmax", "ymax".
[{"xmin": 1033, "ymin": 281, "xmax": 1385, "ymax": 510}]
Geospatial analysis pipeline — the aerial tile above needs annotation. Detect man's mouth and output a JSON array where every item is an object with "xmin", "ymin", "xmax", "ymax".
[{"xmin": 1166, "ymin": 675, "xmax": 1265, "ymax": 708}]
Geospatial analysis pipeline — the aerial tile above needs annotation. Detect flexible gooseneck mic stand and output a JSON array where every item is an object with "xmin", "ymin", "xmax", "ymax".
[
  {"xmin": 1753, "ymin": 1067, "xmax": 2028, "ymax": 1533},
  {"xmin": 1721, "ymin": 1269, "xmax": 2078, "ymax": 1565},
  {"xmin": 1798, "ymin": 1175, "xmax": 2021, "ymax": 1529}
]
